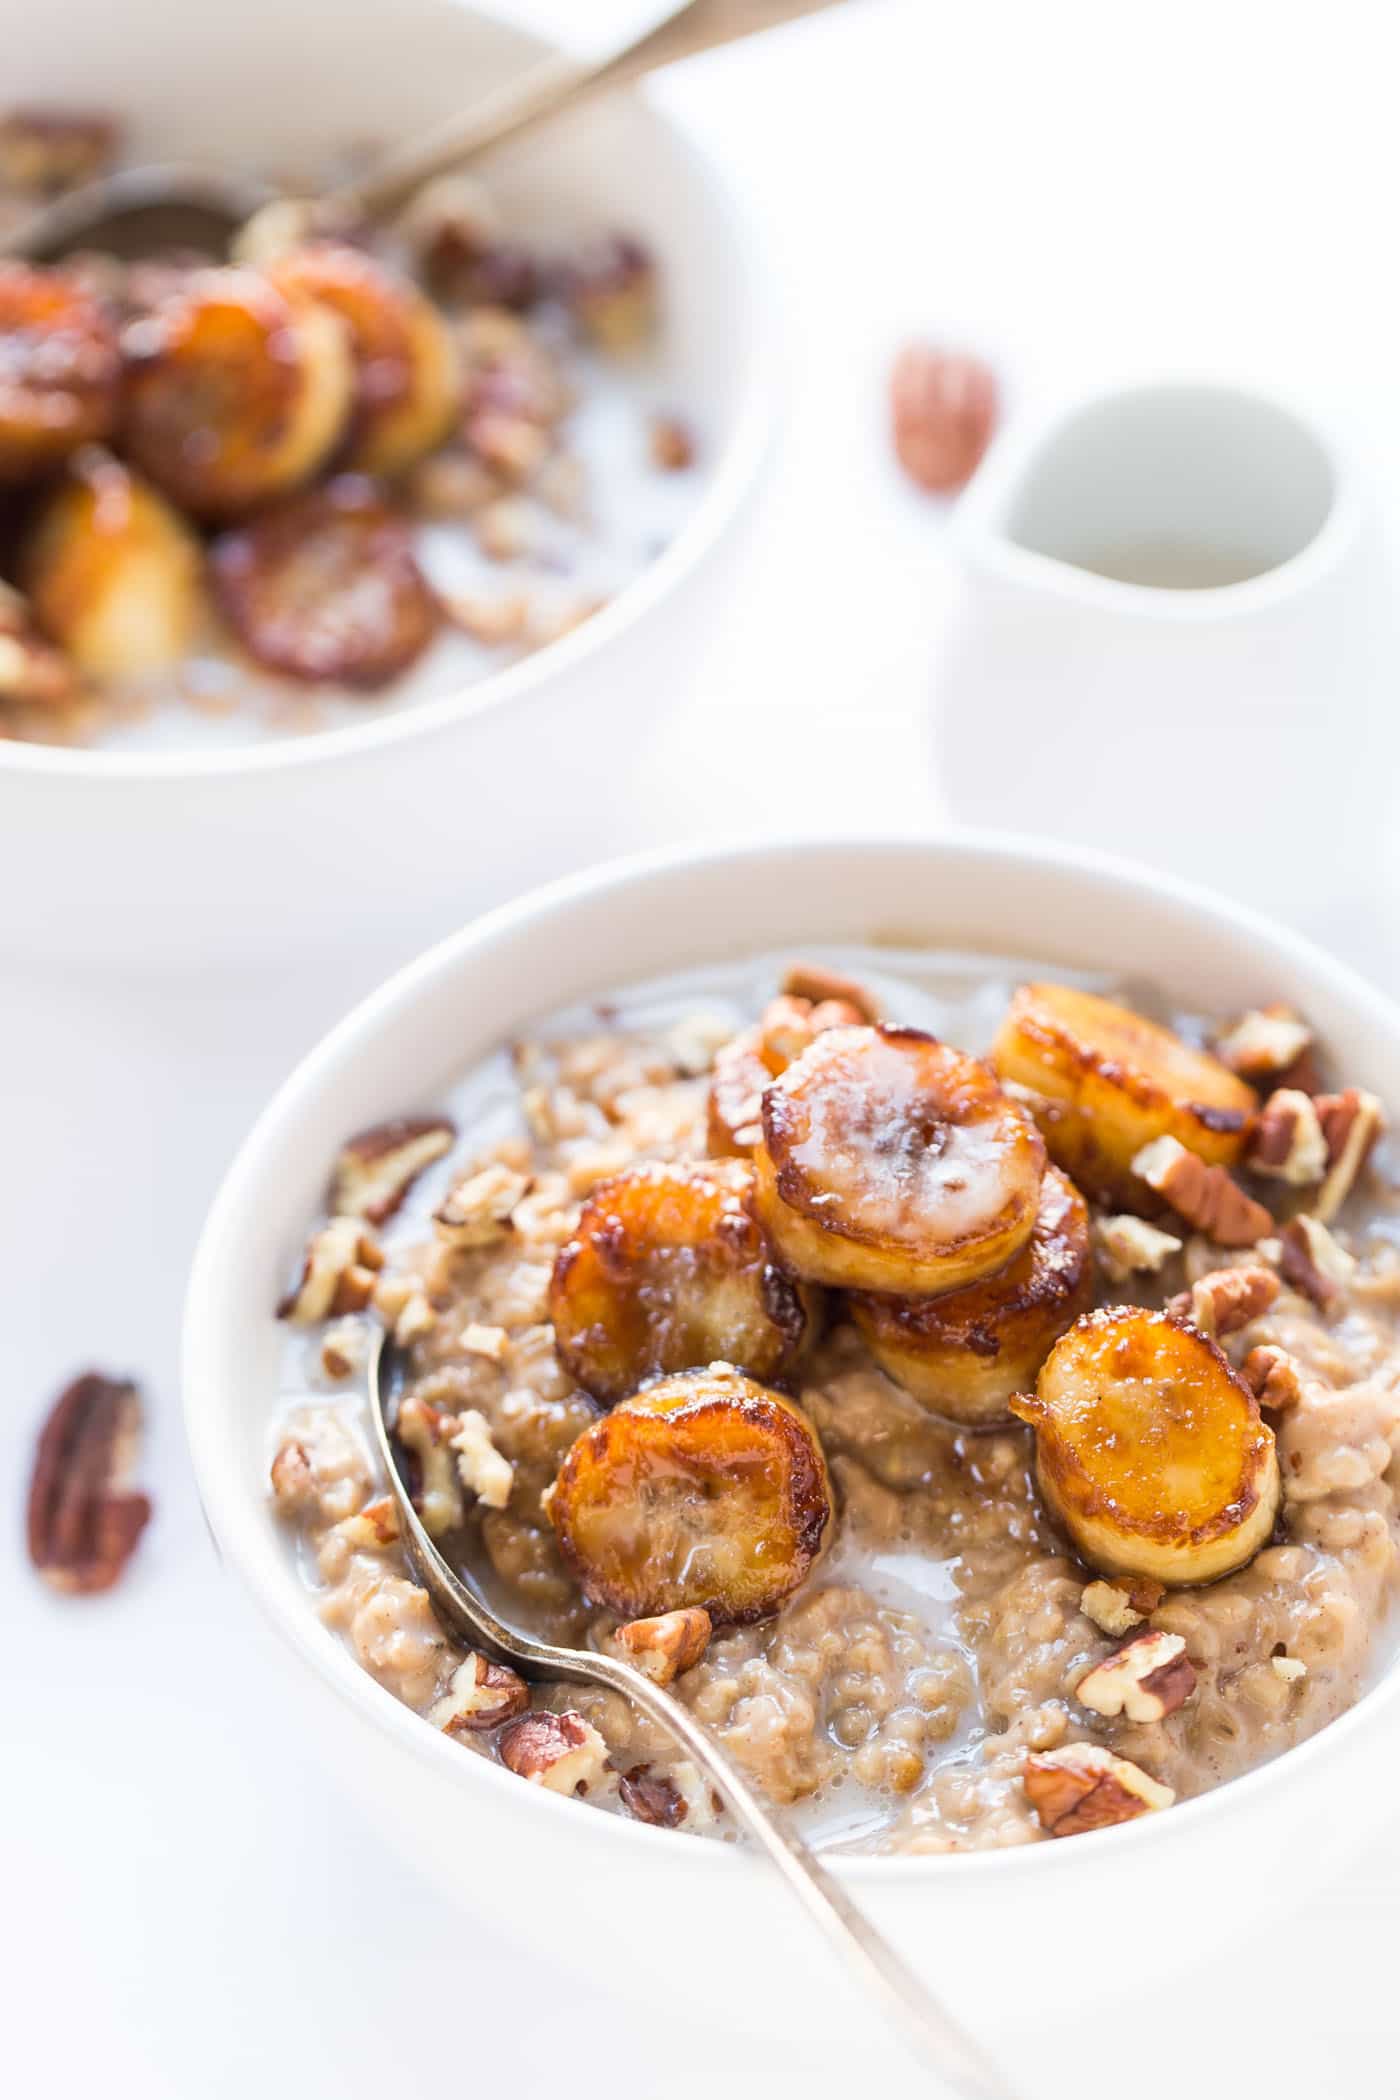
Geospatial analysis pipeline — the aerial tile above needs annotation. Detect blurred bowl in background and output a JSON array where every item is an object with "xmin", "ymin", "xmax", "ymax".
[{"xmin": 0, "ymin": 0, "xmax": 774, "ymax": 968}]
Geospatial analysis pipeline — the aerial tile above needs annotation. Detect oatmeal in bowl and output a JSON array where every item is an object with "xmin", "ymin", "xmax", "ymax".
[
  {"xmin": 185, "ymin": 838, "xmax": 1400, "ymax": 2032},
  {"xmin": 265, "ymin": 944, "xmax": 1400, "ymax": 1854}
]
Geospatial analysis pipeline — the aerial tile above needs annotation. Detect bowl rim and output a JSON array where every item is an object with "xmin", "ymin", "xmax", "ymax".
[
  {"xmin": 0, "ymin": 70, "xmax": 776, "ymax": 789},
  {"xmin": 183, "ymin": 827, "xmax": 1400, "ymax": 1886}
]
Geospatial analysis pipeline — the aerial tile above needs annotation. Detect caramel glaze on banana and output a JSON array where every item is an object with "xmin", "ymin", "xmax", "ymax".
[
  {"xmin": 270, "ymin": 242, "xmax": 461, "ymax": 478},
  {"xmin": 753, "ymin": 1024, "xmax": 1047, "ymax": 1296},
  {"xmin": 546, "ymin": 1365, "xmax": 832, "ymax": 1625},
  {"xmin": 23, "ymin": 446, "xmax": 203, "ymax": 676},
  {"xmin": 1011, "ymin": 1306, "xmax": 1281, "ymax": 1587},
  {"xmin": 0, "ymin": 264, "xmax": 121, "ymax": 483},
  {"xmin": 120, "ymin": 268, "xmax": 353, "ymax": 519},
  {"xmin": 849, "ymin": 1165, "xmax": 1093, "ymax": 1427},
  {"xmin": 548, "ymin": 1159, "xmax": 817, "ymax": 1407},
  {"xmin": 993, "ymin": 983, "xmax": 1258, "ymax": 1210},
  {"xmin": 210, "ymin": 474, "xmax": 438, "ymax": 688}
]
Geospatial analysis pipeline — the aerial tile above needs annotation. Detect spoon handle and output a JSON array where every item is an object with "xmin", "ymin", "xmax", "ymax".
[
  {"xmin": 589, "ymin": 1651, "xmax": 1021, "ymax": 2100},
  {"xmin": 329, "ymin": 0, "xmax": 846, "ymax": 221}
]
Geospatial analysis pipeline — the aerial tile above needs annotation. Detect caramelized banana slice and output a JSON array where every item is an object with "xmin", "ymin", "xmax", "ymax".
[
  {"xmin": 707, "ymin": 988, "xmax": 874, "ymax": 1159},
  {"xmin": 1011, "ymin": 1307, "xmax": 1280, "ymax": 1586},
  {"xmin": 0, "ymin": 263, "xmax": 120, "ymax": 481},
  {"xmin": 707, "ymin": 1028, "xmax": 770, "ymax": 1157},
  {"xmin": 993, "ymin": 984, "xmax": 1257, "ymax": 1209},
  {"xmin": 547, "ymin": 1365, "xmax": 832, "ymax": 1624},
  {"xmin": 753, "ymin": 1025, "xmax": 1047, "ymax": 1296},
  {"xmin": 211, "ymin": 474, "xmax": 438, "ymax": 687},
  {"xmin": 23, "ymin": 446, "xmax": 202, "ymax": 675},
  {"xmin": 120, "ymin": 267, "xmax": 352, "ymax": 518},
  {"xmin": 850, "ymin": 1166, "xmax": 1093, "ymax": 1426},
  {"xmin": 549, "ymin": 1159, "xmax": 815, "ymax": 1405},
  {"xmin": 270, "ymin": 243, "xmax": 461, "ymax": 477}
]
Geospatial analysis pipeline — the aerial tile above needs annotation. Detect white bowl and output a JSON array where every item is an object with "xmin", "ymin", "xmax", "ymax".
[
  {"xmin": 184, "ymin": 833, "xmax": 1400, "ymax": 2045},
  {"xmin": 1, "ymin": 0, "xmax": 773, "ymax": 968}
]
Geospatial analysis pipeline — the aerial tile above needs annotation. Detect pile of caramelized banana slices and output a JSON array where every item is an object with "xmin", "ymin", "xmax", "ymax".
[
  {"xmin": 545, "ymin": 969, "xmax": 1385, "ymax": 1642},
  {"xmin": 0, "ymin": 244, "xmax": 461, "ymax": 704},
  {"xmin": 0, "ymin": 168, "xmax": 658, "ymax": 726}
]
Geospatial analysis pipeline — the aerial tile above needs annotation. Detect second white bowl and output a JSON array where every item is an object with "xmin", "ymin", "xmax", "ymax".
[{"xmin": 0, "ymin": 0, "xmax": 773, "ymax": 967}]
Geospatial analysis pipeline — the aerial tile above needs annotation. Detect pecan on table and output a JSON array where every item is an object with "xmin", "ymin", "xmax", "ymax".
[{"xmin": 27, "ymin": 1370, "xmax": 151, "ymax": 1595}]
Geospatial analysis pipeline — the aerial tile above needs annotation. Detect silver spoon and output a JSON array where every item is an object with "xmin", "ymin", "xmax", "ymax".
[
  {"xmin": 370, "ymin": 1331, "xmax": 1019, "ymax": 2099},
  {"xmin": 3, "ymin": 0, "xmax": 845, "ymax": 264}
]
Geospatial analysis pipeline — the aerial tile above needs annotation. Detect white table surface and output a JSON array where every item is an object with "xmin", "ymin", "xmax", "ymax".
[{"xmin": 9, "ymin": 3, "xmax": 1400, "ymax": 2094}]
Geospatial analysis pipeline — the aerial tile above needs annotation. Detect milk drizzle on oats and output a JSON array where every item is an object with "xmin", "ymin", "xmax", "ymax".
[{"xmin": 271, "ymin": 948, "xmax": 1400, "ymax": 1853}]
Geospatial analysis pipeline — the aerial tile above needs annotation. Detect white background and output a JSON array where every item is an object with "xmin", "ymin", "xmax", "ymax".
[{"xmin": 8, "ymin": 3, "xmax": 1400, "ymax": 2094}]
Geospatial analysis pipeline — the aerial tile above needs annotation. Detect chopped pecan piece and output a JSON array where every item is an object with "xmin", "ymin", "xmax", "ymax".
[
  {"xmin": 434, "ymin": 1162, "xmax": 532, "ymax": 1246},
  {"xmin": 661, "ymin": 1011, "xmax": 731, "ymax": 1079},
  {"xmin": 450, "ymin": 1409, "xmax": 514, "ymax": 1510},
  {"xmin": 1023, "ymin": 1742, "xmax": 1174, "ymax": 1837},
  {"xmin": 399, "ymin": 172, "xmax": 501, "ymax": 285},
  {"xmin": 466, "ymin": 408, "xmax": 551, "ymax": 484},
  {"xmin": 330, "ymin": 1116, "xmax": 456, "ymax": 1225},
  {"xmin": 1092, "ymin": 1212, "xmax": 1183, "ymax": 1284},
  {"xmin": 1075, "ymin": 1631, "xmax": 1196, "ymax": 1722},
  {"xmin": 1132, "ymin": 1136, "xmax": 1272, "ymax": 1246},
  {"xmin": 1247, "ymin": 1089, "xmax": 1327, "ymax": 1185},
  {"xmin": 780, "ymin": 961, "xmax": 881, "ymax": 1019},
  {"xmin": 460, "ymin": 1321, "xmax": 509, "ymax": 1362},
  {"xmin": 1124, "ymin": 1577, "xmax": 1165, "ymax": 1613},
  {"xmin": 619, "ymin": 1765, "xmax": 687, "ymax": 1827},
  {"xmin": 498, "ymin": 1710, "xmax": 609, "ymax": 1794},
  {"xmin": 431, "ymin": 1651, "xmax": 530, "ymax": 1735},
  {"xmin": 278, "ymin": 1216, "xmax": 384, "ymax": 1324},
  {"xmin": 395, "ymin": 1396, "xmax": 465, "ymax": 1536},
  {"xmin": 560, "ymin": 233, "xmax": 657, "ymax": 351},
  {"xmin": 1314, "ymin": 1088, "xmax": 1385, "ymax": 1224},
  {"xmin": 443, "ymin": 588, "xmax": 529, "ymax": 647},
  {"xmin": 1167, "ymin": 1263, "xmax": 1280, "ymax": 1339},
  {"xmin": 392, "ymin": 1290, "xmax": 437, "ymax": 1346},
  {"xmin": 1214, "ymin": 1004, "xmax": 1313, "ymax": 1083},
  {"xmin": 1277, "ymin": 1214, "xmax": 1356, "ymax": 1312},
  {"xmin": 1080, "ymin": 1581, "xmax": 1147, "ymax": 1638},
  {"xmin": 612, "ymin": 1607, "xmax": 713, "ymax": 1687},
  {"xmin": 649, "ymin": 414, "xmax": 696, "ymax": 472},
  {"xmin": 269, "ymin": 1437, "xmax": 315, "ymax": 1511},
  {"xmin": 27, "ymin": 1371, "xmax": 151, "ymax": 1595},
  {"xmin": 333, "ymin": 1495, "xmax": 401, "ymax": 1549},
  {"xmin": 319, "ymin": 1318, "xmax": 368, "ymax": 1380},
  {"xmin": 1240, "ymin": 1343, "xmax": 1305, "ymax": 1411}
]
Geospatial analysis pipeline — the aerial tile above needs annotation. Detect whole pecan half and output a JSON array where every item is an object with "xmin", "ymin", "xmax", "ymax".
[
  {"xmin": 890, "ymin": 343, "xmax": 998, "ymax": 494},
  {"xmin": 27, "ymin": 1371, "xmax": 151, "ymax": 1594}
]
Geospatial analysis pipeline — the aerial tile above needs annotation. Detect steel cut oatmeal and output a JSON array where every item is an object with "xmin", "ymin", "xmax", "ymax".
[{"xmin": 269, "ymin": 951, "xmax": 1400, "ymax": 1851}]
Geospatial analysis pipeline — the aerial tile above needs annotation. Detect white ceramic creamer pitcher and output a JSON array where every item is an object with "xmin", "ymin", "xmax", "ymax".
[{"xmin": 933, "ymin": 380, "xmax": 1398, "ymax": 971}]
